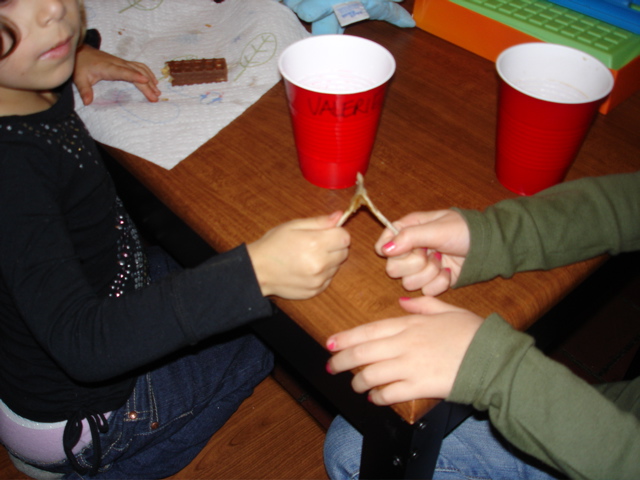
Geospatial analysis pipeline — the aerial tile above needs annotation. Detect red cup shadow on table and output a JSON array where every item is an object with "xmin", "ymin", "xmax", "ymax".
[
  {"xmin": 278, "ymin": 35, "xmax": 396, "ymax": 189},
  {"xmin": 495, "ymin": 43, "xmax": 614, "ymax": 196}
]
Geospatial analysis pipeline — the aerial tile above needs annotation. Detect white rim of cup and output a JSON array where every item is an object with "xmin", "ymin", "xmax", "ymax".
[
  {"xmin": 278, "ymin": 35, "xmax": 396, "ymax": 95},
  {"xmin": 496, "ymin": 43, "xmax": 614, "ymax": 104}
]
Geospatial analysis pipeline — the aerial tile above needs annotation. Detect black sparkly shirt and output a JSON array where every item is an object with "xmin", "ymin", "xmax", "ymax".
[{"xmin": 0, "ymin": 82, "xmax": 272, "ymax": 425}]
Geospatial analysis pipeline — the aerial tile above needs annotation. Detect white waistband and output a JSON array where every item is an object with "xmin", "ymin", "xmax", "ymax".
[{"xmin": 0, "ymin": 398, "xmax": 110, "ymax": 463}]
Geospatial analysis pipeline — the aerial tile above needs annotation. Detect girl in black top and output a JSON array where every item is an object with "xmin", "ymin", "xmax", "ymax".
[{"xmin": 0, "ymin": 1, "xmax": 350, "ymax": 477}]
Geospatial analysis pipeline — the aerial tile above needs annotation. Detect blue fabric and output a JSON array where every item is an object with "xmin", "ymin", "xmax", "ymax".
[
  {"xmin": 283, "ymin": 0, "xmax": 415, "ymax": 35},
  {"xmin": 29, "ymin": 247, "xmax": 274, "ymax": 479},
  {"xmin": 324, "ymin": 414, "xmax": 565, "ymax": 480}
]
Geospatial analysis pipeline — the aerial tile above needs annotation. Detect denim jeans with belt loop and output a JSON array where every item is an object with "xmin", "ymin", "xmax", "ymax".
[
  {"xmin": 324, "ymin": 414, "xmax": 565, "ymax": 480},
  {"xmin": 33, "ymin": 246, "xmax": 274, "ymax": 479}
]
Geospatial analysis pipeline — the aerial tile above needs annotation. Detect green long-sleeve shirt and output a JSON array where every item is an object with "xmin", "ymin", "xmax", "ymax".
[{"xmin": 447, "ymin": 172, "xmax": 640, "ymax": 479}]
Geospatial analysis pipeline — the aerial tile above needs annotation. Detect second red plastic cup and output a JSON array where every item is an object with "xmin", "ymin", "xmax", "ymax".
[
  {"xmin": 495, "ymin": 43, "xmax": 614, "ymax": 196},
  {"xmin": 279, "ymin": 35, "xmax": 396, "ymax": 189}
]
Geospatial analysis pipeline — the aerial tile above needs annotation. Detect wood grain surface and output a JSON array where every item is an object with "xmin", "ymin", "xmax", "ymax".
[{"xmin": 106, "ymin": 0, "xmax": 640, "ymax": 422}]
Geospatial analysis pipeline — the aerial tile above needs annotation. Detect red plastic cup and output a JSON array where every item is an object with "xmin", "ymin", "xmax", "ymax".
[
  {"xmin": 495, "ymin": 43, "xmax": 614, "ymax": 195},
  {"xmin": 278, "ymin": 35, "xmax": 396, "ymax": 189}
]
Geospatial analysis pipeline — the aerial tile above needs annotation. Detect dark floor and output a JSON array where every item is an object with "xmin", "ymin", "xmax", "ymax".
[
  {"xmin": 520, "ymin": 252, "xmax": 640, "ymax": 383},
  {"xmin": 545, "ymin": 250, "xmax": 640, "ymax": 384}
]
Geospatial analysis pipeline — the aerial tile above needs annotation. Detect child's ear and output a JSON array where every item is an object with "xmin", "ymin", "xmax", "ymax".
[{"xmin": 0, "ymin": 15, "xmax": 19, "ymax": 60}]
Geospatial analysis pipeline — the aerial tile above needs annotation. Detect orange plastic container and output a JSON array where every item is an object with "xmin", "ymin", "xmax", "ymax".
[{"xmin": 413, "ymin": 0, "xmax": 640, "ymax": 114}]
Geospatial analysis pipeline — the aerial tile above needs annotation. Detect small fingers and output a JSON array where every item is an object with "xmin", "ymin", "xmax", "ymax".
[
  {"xmin": 328, "ymin": 317, "xmax": 407, "ymax": 350},
  {"xmin": 76, "ymin": 85, "xmax": 94, "ymax": 106},
  {"xmin": 367, "ymin": 382, "xmax": 418, "ymax": 406},
  {"xmin": 400, "ymin": 250, "xmax": 452, "ymax": 294},
  {"xmin": 109, "ymin": 61, "xmax": 161, "ymax": 98},
  {"xmin": 134, "ymin": 82, "xmax": 161, "ymax": 103},
  {"xmin": 328, "ymin": 341, "xmax": 393, "ymax": 379},
  {"xmin": 287, "ymin": 211, "xmax": 344, "ymax": 231},
  {"xmin": 374, "ymin": 227, "xmax": 398, "ymax": 256},
  {"xmin": 129, "ymin": 61, "xmax": 159, "ymax": 85},
  {"xmin": 385, "ymin": 248, "xmax": 429, "ymax": 281},
  {"xmin": 421, "ymin": 266, "xmax": 452, "ymax": 296},
  {"xmin": 350, "ymin": 356, "xmax": 405, "ymax": 394},
  {"xmin": 385, "ymin": 249, "xmax": 450, "ymax": 294},
  {"xmin": 398, "ymin": 295, "xmax": 467, "ymax": 316},
  {"xmin": 375, "ymin": 212, "xmax": 440, "ymax": 256}
]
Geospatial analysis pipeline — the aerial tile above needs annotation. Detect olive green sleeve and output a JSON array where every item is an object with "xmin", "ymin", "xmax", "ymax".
[
  {"xmin": 445, "ymin": 172, "xmax": 640, "ymax": 478},
  {"xmin": 453, "ymin": 172, "xmax": 640, "ymax": 287},
  {"xmin": 448, "ymin": 314, "xmax": 640, "ymax": 479}
]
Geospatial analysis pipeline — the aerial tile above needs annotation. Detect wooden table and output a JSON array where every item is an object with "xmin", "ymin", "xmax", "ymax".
[{"xmin": 104, "ymin": 2, "xmax": 640, "ymax": 476}]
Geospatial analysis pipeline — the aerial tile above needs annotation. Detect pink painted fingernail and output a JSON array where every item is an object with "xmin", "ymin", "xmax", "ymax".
[
  {"xmin": 382, "ymin": 241, "xmax": 396, "ymax": 253},
  {"xmin": 434, "ymin": 251, "xmax": 442, "ymax": 261},
  {"xmin": 326, "ymin": 362, "xmax": 333, "ymax": 374},
  {"xmin": 399, "ymin": 297, "xmax": 411, "ymax": 301},
  {"xmin": 326, "ymin": 340, "xmax": 336, "ymax": 351}
]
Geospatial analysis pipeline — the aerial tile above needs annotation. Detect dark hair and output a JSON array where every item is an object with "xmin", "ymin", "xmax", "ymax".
[{"xmin": 0, "ymin": 15, "xmax": 19, "ymax": 60}]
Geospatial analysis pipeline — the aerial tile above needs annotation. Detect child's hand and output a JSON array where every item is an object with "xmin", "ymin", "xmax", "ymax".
[
  {"xmin": 374, "ymin": 210, "xmax": 470, "ymax": 296},
  {"xmin": 247, "ymin": 212, "xmax": 350, "ymax": 299},
  {"xmin": 74, "ymin": 45, "xmax": 161, "ymax": 105},
  {"xmin": 326, "ymin": 295, "xmax": 483, "ymax": 404}
]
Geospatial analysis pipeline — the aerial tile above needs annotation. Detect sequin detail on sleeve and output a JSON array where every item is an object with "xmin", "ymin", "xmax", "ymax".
[{"xmin": 109, "ymin": 198, "xmax": 149, "ymax": 297}]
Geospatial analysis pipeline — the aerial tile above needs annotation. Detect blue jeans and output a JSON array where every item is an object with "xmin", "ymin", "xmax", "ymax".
[
  {"xmin": 324, "ymin": 414, "xmax": 564, "ymax": 480},
  {"xmin": 33, "ymin": 247, "xmax": 274, "ymax": 479}
]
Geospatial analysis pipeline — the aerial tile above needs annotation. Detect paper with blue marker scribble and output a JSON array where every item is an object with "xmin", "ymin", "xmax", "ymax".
[{"xmin": 75, "ymin": 0, "xmax": 309, "ymax": 170}]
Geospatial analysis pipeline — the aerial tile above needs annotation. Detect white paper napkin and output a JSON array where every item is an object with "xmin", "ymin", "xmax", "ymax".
[{"xmin": 75, "ymin": 0, "xmax": 309, "ymax": 170}]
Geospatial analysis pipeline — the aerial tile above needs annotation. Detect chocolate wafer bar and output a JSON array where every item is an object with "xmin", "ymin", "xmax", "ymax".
[{"xmin": 165, "ymin": 58, "xmax": 227, "ymax": 86}]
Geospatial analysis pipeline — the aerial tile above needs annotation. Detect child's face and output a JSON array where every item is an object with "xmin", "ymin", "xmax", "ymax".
[{"xmin": 0, "ymin": 0, "xmax": 82, "ymax": 93}]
